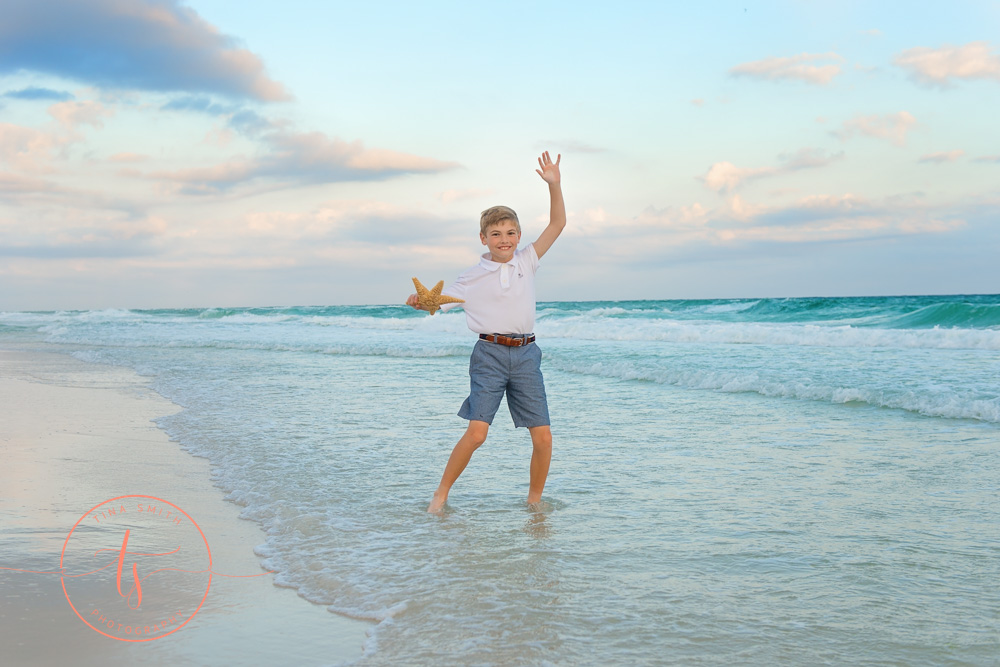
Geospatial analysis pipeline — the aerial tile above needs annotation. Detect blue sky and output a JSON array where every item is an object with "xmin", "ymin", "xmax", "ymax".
[{"xmin": 1, "ymin": 0, "xmax": 998, "ymax": 309}]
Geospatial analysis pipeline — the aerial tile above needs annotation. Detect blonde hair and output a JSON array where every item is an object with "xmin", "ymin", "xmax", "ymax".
[{"xmin": 479, "ymin": 205, "xmax": 520, "ymax": 236}]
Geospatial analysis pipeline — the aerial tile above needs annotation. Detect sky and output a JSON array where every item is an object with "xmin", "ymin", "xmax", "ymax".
[{"xmin": 1, "ymin": 0, "xmax": 998, "ymax": 310}]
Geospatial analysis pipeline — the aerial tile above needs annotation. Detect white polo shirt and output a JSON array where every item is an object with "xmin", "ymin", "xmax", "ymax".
[{"xmin": 441, "ymin": 244, "xmax": 539, "ymax": 335}]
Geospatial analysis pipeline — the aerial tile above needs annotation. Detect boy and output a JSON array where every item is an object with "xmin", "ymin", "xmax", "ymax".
[{"xmin": 408, "ymin": 151, "xmax": 565, "ymax": 512}]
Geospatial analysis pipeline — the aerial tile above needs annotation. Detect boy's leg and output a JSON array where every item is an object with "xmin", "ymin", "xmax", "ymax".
[
  {"xmin": 427, "ymin": 420, "xmax": 490, "ymax": 512},
  {"xmin": 526, "ymin": 425, "xmax": 552, "ymax": 505}
]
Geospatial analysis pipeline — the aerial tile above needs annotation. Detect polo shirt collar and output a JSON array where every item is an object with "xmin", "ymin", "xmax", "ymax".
[{"xmin": 479, "ymin": 252, "xmax": 513, "ymax": 271}]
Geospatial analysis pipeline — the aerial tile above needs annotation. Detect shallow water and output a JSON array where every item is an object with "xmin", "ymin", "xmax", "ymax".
[{"xmin": 2, "ymin": 295, "xmax": 998, "ymax": 665}]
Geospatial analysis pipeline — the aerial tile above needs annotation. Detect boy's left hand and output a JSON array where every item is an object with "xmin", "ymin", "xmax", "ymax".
[{"xmin": 536, "ymin": 151, "xmax": 561, "ymax": 185}]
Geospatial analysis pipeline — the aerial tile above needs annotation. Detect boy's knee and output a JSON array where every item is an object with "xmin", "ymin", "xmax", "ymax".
[
  {"xmin": 466, "ymin": 421, "xmax": 490, "ymax": 447},
  {"xmin": 530, "ymin": 426, "xmax": 552, "ymax": 449}
]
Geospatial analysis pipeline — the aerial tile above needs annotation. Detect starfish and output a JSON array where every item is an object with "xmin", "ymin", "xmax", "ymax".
[{"xmin": 412, "ymin": 277, "xmax": 464, "ymax": 315}]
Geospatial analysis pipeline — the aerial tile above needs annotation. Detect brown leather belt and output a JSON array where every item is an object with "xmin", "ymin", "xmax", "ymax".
[{"xmin": 479, "ymin": 333, "xmax": 536, "ymax": 347}]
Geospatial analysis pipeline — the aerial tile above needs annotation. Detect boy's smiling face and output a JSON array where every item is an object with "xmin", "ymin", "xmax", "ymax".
[{"xmin": 481, "ymin": 219, "xmax": 521, "ymax": 263}]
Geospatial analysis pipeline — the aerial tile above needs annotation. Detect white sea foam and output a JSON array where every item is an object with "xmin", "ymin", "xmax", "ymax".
[
  {"xmin": 10, "ymin": 300, "xmax": 1000, "ymax": 351},
  {"xmin": 582, "ymin": 306, "xmax": 630, "ymax": 316},
  {"xmin": 548, "ymin": 358, "xmax": 1000, "ymax": 422},
  {"xmin": 700, "ymin": 300, "xmax": 761, "ymax": 314},
  {"xmin": 216, "ymin": 312, "xmax": 298, "ymax": 324},
  {"xmin": 537, "ymin": 318, "xmax": 1000, "ymax": 350}
]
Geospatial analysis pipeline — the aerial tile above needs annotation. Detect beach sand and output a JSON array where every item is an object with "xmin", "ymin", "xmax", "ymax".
[{"xmin": 0, "ymin": 347, "xmax": 369, "ymax": 666}]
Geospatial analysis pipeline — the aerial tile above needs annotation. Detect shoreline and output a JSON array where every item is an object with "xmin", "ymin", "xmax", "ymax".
[{"xmin": 0, "ymin": 346, "xmax": 369, "ymax": 666}]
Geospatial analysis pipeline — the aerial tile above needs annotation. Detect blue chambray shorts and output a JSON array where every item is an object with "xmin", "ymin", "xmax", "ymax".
[{"xmin": 459, "ymin": 337, "xmax": 550, "ymax": 428}]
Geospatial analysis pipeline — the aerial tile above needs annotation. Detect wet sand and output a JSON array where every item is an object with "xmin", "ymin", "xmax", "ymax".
[{"xmin": 0, "ymin": 347, "xmax": 369, "ymax": 666}]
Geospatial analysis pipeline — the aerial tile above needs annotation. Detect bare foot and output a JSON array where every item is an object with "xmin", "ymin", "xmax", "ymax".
[
  {"xmin": 527, "ymin": 498, "xmax": 553, "ymax": 513},
  {"xmin": 427, "ymin": 493, "xmax": 447, "ymax": 513}
]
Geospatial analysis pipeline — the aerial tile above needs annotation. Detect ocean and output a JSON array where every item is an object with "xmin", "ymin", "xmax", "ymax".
[{"xmin": 2, "ymin": 294, "xmax": 998, "ymax": 665}]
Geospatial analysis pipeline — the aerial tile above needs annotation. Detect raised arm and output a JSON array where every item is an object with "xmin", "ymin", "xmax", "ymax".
[{"xmin": 532, "ymin": 151, "xmax": 565, "ymax": 260}]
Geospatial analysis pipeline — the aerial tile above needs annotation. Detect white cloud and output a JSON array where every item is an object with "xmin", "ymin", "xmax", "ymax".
[
  {"xmin": 0, "ymin": 202, "xmax": 168, "ymax": 259},
  {"xmin": 779, "ymin": 147, "xmax": 844, "ymax": 170},
  {"xmin": 724, "ymin": 193, "xmax": 965, "ymax": 244},
  {"xmin": 894, "ymin": 41, "xmax": 1000, "ymax": 86},
  {"xmin": 582, "ymin": 190, "xmax": 966, "ymax": 255},
  {"xmin": 0, "ymin": 171, "xmax": 56, "ymax": 195},
  {"xmin": 144, "ymin": 130, "xmax": 460, "ymax": 196},
  {"xmin": 165, "ymin": 199, "xmax": 473, "ymax": 273},
  {"xmin": 918, "ymin": 150, "xmax": 964, "ymax": 164},
  {"xmin": 48, "ymin": 100, "xmax": 115, "ymax": 129},
  {"xmin": 0, "ymin": 169, "xmax": 141, "ymax": 214},
  {"xmin": 0, "ymin": 103, "xmax": 117, "ymax": 171},
  {"xmin": 597, "ymin": 204, "xmax": 715, "ymax": 251},
  {"xmin": 0, "ymin": 123, "xmax": 67, "ymax": 171},
  {"xmin": 796, "ymin": 193, "xmax": 871, "ymax": 211},
  {"xmin": 834, "ymin": 111, "xmax": 917, "ymax": 146},
  {"xmin": 729, "ymin": 52, "xmax": 844, "ymax": 85},
  {"xmin": 240, "ymin": 200, "xmax": 434, "ymax": 239},
  {"xmin": 150, "ymin": 160, "xmax": 257, "ymax": 195},
  {"xmin": 0, "ymin": 0, "xmax": 290, "ymax": 101},
  {"xmin": 723, "ymin": 194, "xmax": 766, "ymax": 221},
  {"xmin": 701, "ymin": 162, "xmax": 776, "ymax": 194},
  {"xmin": 700, "ymin": 149, "xmax": 842, "ymax": 195}
]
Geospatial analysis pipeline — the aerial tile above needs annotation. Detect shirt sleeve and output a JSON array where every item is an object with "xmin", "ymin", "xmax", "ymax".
[
  {"xmin": 521, "ymin": 243, "xmax": 540, "ymax": 275},
  {"xmin": 439, "ymin": 275, "xmax": 467, "ymax": 312}
]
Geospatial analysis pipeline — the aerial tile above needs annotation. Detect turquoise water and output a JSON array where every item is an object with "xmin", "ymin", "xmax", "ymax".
[{"xmin": 2, "ymin": 295, "xmax": 999, "ymax": 665}]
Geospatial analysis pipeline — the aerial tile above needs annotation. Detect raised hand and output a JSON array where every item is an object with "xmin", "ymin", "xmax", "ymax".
[{"xmin": 535, "ymin": 151, "xmax": 561, "ymax": 184}]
